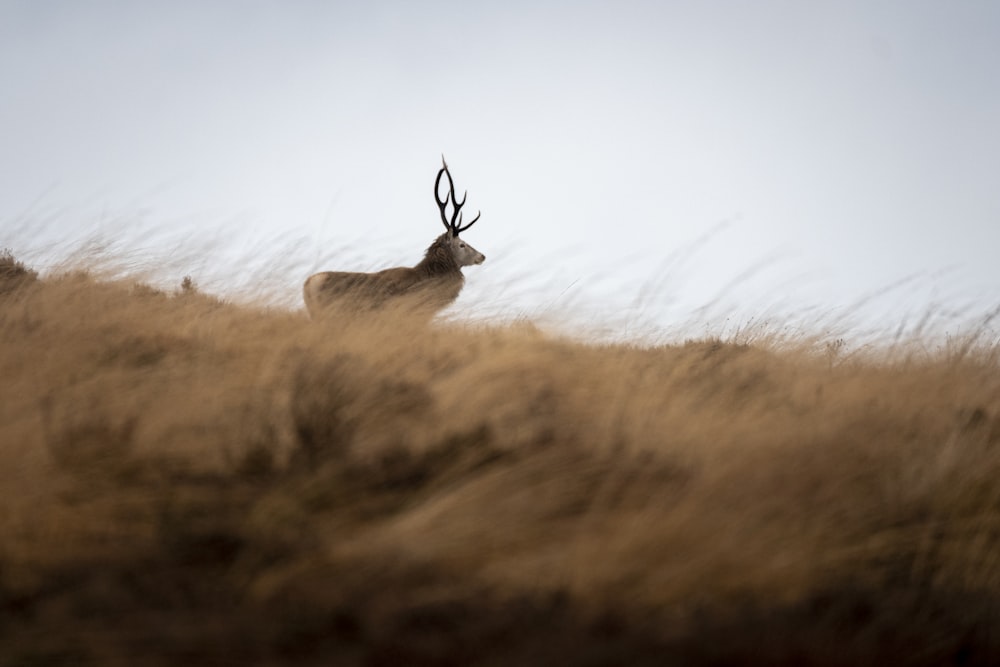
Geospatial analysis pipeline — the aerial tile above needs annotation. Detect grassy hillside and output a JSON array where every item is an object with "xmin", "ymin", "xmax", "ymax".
[{"xmin": 1, "ymin": 250, "xmax": 999, "ymax": 666}]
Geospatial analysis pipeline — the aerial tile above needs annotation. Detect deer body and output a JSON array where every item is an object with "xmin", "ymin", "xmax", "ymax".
[{"xmin": 304, "ymin": 158, "xmax": 485, "ymax": 320}]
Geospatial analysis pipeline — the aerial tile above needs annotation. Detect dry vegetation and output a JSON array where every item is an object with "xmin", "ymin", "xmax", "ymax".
[{"xmin": 1, "ymin": 249, "xmax": 999, "ymax": 666}]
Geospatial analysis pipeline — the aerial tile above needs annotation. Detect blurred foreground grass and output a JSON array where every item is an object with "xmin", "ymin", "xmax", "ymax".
[{"xmin": 1, "ymin": 250, "xmax": 998, "ymax": 666}]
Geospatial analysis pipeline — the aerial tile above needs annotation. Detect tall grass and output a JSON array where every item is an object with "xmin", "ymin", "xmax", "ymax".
[{"xmin": 1, "ymin": 249, "xmax": 998, "ymax": 665}]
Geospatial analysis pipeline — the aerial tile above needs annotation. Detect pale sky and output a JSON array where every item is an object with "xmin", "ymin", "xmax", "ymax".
[{"xmin": 2, "ymin": 1, "xmax": 998, "ymax": 339}]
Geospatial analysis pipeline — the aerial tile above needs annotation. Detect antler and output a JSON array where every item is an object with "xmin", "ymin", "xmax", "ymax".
[{"xmin": 434, "ymin": 155, "xmax": 480, "ymax": 237}]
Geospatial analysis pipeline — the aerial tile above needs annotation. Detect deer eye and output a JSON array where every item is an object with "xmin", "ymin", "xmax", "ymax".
[{"xmin": 459, "ymin": 243, "xmax": 466, "ymax": 248}]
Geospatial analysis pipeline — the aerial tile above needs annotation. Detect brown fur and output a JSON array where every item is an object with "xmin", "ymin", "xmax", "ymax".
[{"xmin": 304, "ymin": 233, "xmax": 467, "ymax": 319}]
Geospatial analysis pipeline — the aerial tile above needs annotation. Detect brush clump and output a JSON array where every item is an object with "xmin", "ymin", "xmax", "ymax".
[{"xmin": 1, "ymin": 252, "xmax": 999, "ymax": 666}]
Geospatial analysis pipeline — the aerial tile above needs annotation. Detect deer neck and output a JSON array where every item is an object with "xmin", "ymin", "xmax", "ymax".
[{"xmin": 416, "ymin": 236, "xmax": 462, "ymax": 278}]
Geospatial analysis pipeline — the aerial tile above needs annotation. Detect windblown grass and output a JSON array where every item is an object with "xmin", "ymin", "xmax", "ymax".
[{"xmin": 1, "ymin": 250, "xmax": 998, "ymax": 665}]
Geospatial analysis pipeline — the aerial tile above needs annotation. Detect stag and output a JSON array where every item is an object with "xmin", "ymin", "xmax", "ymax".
[{"xmin": 304, "ymin": 157, "xmax": 485, "ymax": 320}]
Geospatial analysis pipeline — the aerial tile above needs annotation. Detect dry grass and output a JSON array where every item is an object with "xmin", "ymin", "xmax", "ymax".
[{"xmin": 1, "ymin": 249, "xmax": 999, "ymax": 666}]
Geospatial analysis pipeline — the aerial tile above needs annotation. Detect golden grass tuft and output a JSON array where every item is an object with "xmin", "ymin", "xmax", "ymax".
[{"xmin": 1, "ymin": 252, "xmax": 998, "ymax": 665}]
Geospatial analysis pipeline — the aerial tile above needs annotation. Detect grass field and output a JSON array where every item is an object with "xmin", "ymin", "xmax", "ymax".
[{"xmin": 1, "ymin": 249, "xmax": 999, "ymax": 665}]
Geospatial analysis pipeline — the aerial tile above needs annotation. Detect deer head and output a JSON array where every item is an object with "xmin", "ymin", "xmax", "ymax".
[{"xmin": 434, "ymin": 156, "xmax": 485, "ymax": 267}]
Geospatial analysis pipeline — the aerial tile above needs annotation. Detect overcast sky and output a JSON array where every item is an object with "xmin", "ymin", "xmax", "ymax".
[{"xmin": 2, "ymin": 1, "xmax": 998, "ymax": 338}]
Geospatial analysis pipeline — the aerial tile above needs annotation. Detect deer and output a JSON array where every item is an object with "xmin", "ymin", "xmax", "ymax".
[{"xmin": 303, "ymin": 157, "xmax": 485, "ymax": 320}]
